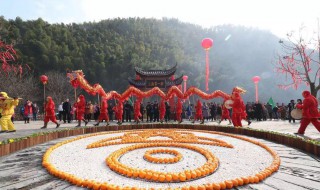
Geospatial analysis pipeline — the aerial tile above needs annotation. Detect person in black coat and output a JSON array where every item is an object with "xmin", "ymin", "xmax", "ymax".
[
  {"xmin": 153, "ymin": 101, "xmax": 159, "ymax": 122},
  {"xmin": 287, "ymin": 99, "xmax": 295, "ymax": 123},
  {"xmin": 140, "ymin": 102, "xmax": 144, "ymax": 121},
  {"xmin": 124, "ymin": 101, "xmax": 132, "ymax": 122},
  {"xmin": 146, "ymin": 102, "xmax": 152, "ymax": 122},
  {"xmin": 62, "ymin": 99, "xmax": 72, "ymax": 123},
  {"xmin": 165, "ymin": 102, "xmax": 171, "ymax": 122}
]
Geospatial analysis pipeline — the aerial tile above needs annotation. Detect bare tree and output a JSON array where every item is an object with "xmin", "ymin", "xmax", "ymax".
[
  {"xmin": 276, "ymin": 23, "xmax": 320, "ymax": 97},
  {"xmin": 44, "ymin": 71, "xmax": 77, "ymax": 105},
  {"xmin": 0, "ymin": 70, "xmax": 41, "ymax": 102}
]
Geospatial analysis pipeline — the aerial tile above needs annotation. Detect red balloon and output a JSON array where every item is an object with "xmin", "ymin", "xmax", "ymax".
[
  {"xmin": 252, "ymin": 76, "xmax": 261, "ymax": 83},
  {"xmin": 201, "ymin": 38, "xmax": 213, "ymax": 50},
  {"xmin": 40, "ymin": 75, "xmax": 48, "ymax": 84}
]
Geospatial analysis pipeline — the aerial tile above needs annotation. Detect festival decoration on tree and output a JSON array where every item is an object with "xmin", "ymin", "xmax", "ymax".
[
  {"xmin": 276, "ymin": 28, "xmax": 320, "ymax": 97},
  {"xmin": 252, "ymin": 76, "xmax": 261, "ymax": 102},
  {"xmin": 201, "ymin": 38, "xmax": 213, "ymax": 91}
]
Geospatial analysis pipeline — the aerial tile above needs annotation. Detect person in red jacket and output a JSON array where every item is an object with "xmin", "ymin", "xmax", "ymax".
[
  {"xmin": 115, "ymin": 100, "xmax": 124, "ymax": 125},
  {"xmin": 230, "ymin": 92, "xmax": 243, "ymax": 127},
  {"xmin": 176, "ymin": 99, "xmax": 183, "ymax": 123},
  {"xmin": 75, "ymin": 95, "xmax": 88, "ymax": 127},
  {"xmin": 192, "ymin": 99, "xmax": 204, "ymax": 124},
  {"xmin": 218, "ymin": 101, "xmax": 232, "ymax": 125},
  {"xmin": 159, "ymin": 99, "xmax": 166, "ymax": 123},
  {"xmin": 295, "ymin": 90, "xmax": 320, "ymax": 135},
  {"xmin": 134, "ymin": 99, "xmax": 142, "ymax": 124},
  {"xmin": 41, "ymin": 96, "xmax": 60, "ymax": 129},
  {"xmin": 94, "ymin": 97, "xmax": 109, "ymax": 126}
]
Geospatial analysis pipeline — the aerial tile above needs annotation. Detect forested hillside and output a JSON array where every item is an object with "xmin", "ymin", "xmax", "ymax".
[{"xmin": 0, "ymin": 16, "xmax": 303, "ymax": 103}]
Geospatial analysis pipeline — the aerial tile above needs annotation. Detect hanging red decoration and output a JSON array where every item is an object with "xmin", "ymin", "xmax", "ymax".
[
  {"xmin": 201, "ymin": 38, "xmax": 213, "ymax": 91},
  {"xmin": 40, "ymin": 75, "xmax": 48, "ymax": 85},
  {"xmin": 135, "ymin": 75, "xmax": 141, "ymax": 80}
]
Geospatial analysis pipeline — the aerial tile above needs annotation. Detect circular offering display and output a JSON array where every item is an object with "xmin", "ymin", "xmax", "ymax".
[
  {"xmin": 43, "ymin": 129, "xmax": 280, "ymax": 189},
  {"xmin": 143, "ymin": 148, "xmax": 183, "ymax": 164}
]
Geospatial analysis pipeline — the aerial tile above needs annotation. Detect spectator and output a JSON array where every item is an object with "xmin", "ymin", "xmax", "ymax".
[
  {"xmin": 273, "ymin": 103, "xmax": 279, "ymax": 120},
  {"xmin": 94, "ymin": 103, "xmax": 100, "ymax": 121},
  {"xmin": 63, "ymin": 99, "xmax": 72, "ymax": 123},
  {"xmin": 287, "ymin": 100, "xmax": 295, "ymax": 123},
  {"xmin": 108, "ymin": 103, "xmax": 113, "ymax": 121},
  {"xmin": 58, "ymin": 102, "xmax": 64, "ymax": 121},
  {"xmin": 24, "ymin": 100, "xmax": 33, "ymax": 124},
  {"xmin": 32, "ymin": 103, "xmax": 39, "ymax": 121}
]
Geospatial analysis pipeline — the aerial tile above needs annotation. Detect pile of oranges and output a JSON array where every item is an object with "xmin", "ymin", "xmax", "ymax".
[
  {"xmin": 87, "ymin": 130, "xmax": 233, "ymax": 149},
  {"xmin": 106, "ymin": 143, "xmax": 219, "ymax": 183},
  {"xmin": 144, "ymin": 149, "xmax": 182, "ymax": 164}
]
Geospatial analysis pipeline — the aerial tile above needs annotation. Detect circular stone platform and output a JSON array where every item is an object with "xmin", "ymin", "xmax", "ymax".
[{"xmin": 0, "ymin": 128, "xmax": 319, "ymax": 190}]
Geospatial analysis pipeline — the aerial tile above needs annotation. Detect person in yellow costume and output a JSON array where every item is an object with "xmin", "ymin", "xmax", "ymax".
[{"xmin": 0, "ymin": 92, "xmax": 19, "ymax": 133}]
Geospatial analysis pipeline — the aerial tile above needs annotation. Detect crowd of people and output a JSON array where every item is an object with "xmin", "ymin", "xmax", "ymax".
[{"xmin": 1, "ymin": 90, "xmax": 320, "ymax": 136}]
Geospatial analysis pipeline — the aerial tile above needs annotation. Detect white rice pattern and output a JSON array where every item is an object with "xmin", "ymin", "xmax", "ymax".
[{"xmin": 48, "ymin": 130, "xmax": 274, "ymax": 188}]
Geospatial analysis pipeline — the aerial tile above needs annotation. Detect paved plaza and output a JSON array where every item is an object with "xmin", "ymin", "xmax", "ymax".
[
  {"xmin": 0, "ymin": 119, "xmax": 319, "ymax": 190},
  {"xmin": 1, "ymin": 119, "xmax": 320, "ymax": 142}
]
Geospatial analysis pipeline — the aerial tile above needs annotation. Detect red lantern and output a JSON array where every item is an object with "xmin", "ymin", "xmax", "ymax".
[
  {"xmin": 252, "ymin": 76, "xmax": 261, "ymax": 103},
  {"xmin": 40, "ymin": 75, "xmax": 48, "ymax": 85},
  {"xmin": 71, "ymin": 79, "xmax": 79, "ymax": 88},
  {"xmin": 183, "ymin": 75, "xmax": 188, "ymax": 93},
  {"xmin": 171, "ymin": 75, "xmax": 175, "ymax": 81},
  {"xmin": 201, "ymin": 38, "xmax": 213, "ymax": 91},
  {"xmin": 182, "ymin": 75, "xmax": 188, "ymax": 81},
  {"xmin": 252, "ymin": 76, "xmax": 261, "ymax": 84},
  {"xmin": 136, "ymin": 75, "xmax": 141, "ymax": 80},
  {"xmin": 201, "ymin": 38, "xmax": 213, "ymax": 50}
]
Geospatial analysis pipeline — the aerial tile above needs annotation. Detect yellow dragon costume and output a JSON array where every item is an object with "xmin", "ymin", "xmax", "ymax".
[{"xmin": 0, "ymin": 92, "xmax": 19, "ymax": 132}]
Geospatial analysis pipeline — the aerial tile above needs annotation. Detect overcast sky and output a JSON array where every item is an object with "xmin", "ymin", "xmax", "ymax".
[{"xmin": 0, "ymin": 0, "xmax": 319, "ymax": 38}]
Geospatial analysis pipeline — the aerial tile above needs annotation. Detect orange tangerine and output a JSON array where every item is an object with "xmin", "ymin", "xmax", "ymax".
[
  {"xmin": 159, "ymin": 174, "xmax": 166, "ymax": 182},
  {"xmin": 171, "ymin": 173, "xmax": 178, "ymax": 181},
  {"xmin": 133, "ymin": 170, "xmax": 139, "ymax": 178},
  {"xmin": 204, "ymin": 183, "xmax": 213, "ymax": 190},
  {"xmin": 145, "ymin": 172, "xmax": 153, "ymax": 180},
  {"xmin": 256, "ymin": 173, "xmax": 264, "ymax": 181},
  {"xmin": 185, "ymin": 172, "xmax": 192, "ymax": 180},
  {"xmin": 92, "ymin": 182, "xmax": 101, "ymax": 190},
  {"xmin": 195, "ymin": 169, "xmax": 202, "ymax": 177},
  {"xmin": 152, "ymin": 173, "xmax": 159, "ymax": 181},
  {"xmin": 253, "ymin": 176, "xmax": 260, "ymax": 183},
  {"xmin": 231, "ymin": 179, "xmax": 238, "ymax": 187},
  {"xmin": 138, "ymin": 171, "xmax": 146, "ymax": 179},
  {"xmin": 212, "ymin": 183, "xmax": 221, "ymax": 190},
  {"xmin": 189, "ymin": 185, "xmax": 198, "ymax": 190},
  {"xmin": 165, "ymin": 174, "xmax": 173, "ymax": 182},
  {"xmin": 236, "ymin": 178, "xmax": 244, "ymax": 186},
  {"xmin": 179, "ymin": 173, "xmax": 187, "ymax": 181},
  {"xmin": 241, "ymin": 176, "xmax": 249, "ymax": 184},
  {"xmin": 224, "ymin": 180, "xmax": 233, "ymax": 189},
  {"xmin": 248, "ymin": 176, "xmax": 255, "ymax": 184},
  {"xmin": 191, "ymin": 171, "xmax": 197, "ymax": 178},
  {"xmin": 219, "ymin": 182, "xmax": 226, "ymax": 190},
  {"xmin": 197, "ymin": 185, "xmax": 206, "ymax": 190},
  {"xmin": 100, "ymin": 183, "xmax": 109, "ymax": 190}
]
